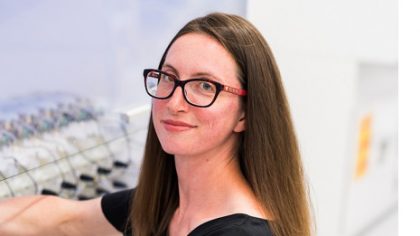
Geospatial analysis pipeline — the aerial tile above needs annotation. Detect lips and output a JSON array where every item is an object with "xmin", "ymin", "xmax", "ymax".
[{"xmin": 161, "ymin": 119, "xmax": 197, "ymax": 131}]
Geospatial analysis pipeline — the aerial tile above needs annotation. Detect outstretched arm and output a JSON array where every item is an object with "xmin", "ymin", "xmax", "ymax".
[{"xmin": 0, "ymin": 195, "xmax": 121, "ymax": 236}]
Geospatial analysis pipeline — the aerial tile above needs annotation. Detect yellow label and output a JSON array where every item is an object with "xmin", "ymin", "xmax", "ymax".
[{"xmin": 354, "ymin": 114, "xmax": 372, "ymax": 179}]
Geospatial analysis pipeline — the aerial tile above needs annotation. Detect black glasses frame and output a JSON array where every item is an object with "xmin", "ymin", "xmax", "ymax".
[{"xmin": 143, "ymin": 69, "xmax": 247, "ymax": 108}]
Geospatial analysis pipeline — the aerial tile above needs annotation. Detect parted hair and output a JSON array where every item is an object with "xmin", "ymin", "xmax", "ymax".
[{"xmin": 130, "ymin": 12, "xmax": 312, "ymax": 236}]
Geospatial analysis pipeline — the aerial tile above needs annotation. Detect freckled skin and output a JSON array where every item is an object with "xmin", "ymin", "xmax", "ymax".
[{"xmin": 152, "ymin": 33, "xmax": 246, "ymax": 159}]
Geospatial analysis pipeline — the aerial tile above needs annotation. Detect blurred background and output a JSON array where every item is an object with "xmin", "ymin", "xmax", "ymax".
[{"xmin": 0, "ymin": 0, "xmax": 397, "ymax": 235}]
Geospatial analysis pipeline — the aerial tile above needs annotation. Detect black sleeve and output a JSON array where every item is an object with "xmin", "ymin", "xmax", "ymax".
[
  {"xmin": 188, "ymin": 214, "xmax": 273, "ymax": 236},
  {"xmin": 205, "ymin": 225, "xmax": 273, "ymax": 236},
  {"xmin": 101, "ymin": 188, "xmax": 134, "ymax": 233}
]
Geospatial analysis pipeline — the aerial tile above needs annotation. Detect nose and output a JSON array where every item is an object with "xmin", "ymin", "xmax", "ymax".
[{"xmin": 166, "ymin": 86, "xmax": 188, "ymax": 113}]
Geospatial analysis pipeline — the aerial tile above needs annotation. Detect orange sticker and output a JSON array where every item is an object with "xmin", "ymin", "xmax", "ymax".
[{"xmin": 354, "ymin": 114, "xmax": 372, "ymax": 179}]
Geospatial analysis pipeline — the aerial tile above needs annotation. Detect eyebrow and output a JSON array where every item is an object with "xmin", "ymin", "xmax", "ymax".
[
  {"xmin": 161, "ymin": 64, "xmax": 179, "ymax": 75},
  {"xmin": 162, "ymin": 63, "xmax": 223, "ymax": 83}
]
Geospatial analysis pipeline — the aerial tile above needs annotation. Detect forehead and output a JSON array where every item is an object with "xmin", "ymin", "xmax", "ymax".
[{"xmin": 163, "ymin": 33, "xmax": 239, "ymax": 84}]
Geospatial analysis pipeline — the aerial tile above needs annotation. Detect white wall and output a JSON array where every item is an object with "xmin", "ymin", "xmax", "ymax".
[
  {"xmin": 0, "ymin": 0, "xmax": 247, "ymax": 109},
  {"xmin": 247, "ymin": 1, "xmax": 397, "ymax": 235}
]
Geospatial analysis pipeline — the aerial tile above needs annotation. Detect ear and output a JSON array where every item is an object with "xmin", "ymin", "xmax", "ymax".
[{"xmin": 233, "ymin": 112, "xmax": 246, "ymax": 133}]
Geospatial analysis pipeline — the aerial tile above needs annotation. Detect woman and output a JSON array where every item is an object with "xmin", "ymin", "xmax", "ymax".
[{"xmin": 0, "ymin": 12, "xmax": 311, "ymax": 236}]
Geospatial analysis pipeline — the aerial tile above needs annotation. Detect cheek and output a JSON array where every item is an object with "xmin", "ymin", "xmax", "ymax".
[
  {"xmin": 151, "ymin": 100, "xmax": 165, "ymax": 131},
  {"xmin": 152, "ymin": 99, "xmax": 164, "ymax": 117},
  {"xmin": 197, "ymin": 103, "xmax": 239, "ymax": 133}
]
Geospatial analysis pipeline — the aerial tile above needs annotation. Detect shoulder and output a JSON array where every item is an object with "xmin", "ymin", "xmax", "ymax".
[
  {"xmin": 101, "ymin": 188, "xmax": 135, "ymax": 232},
  {"xmin": 189, "ymin": 214, "xmax": 273, "ymax": 236}
]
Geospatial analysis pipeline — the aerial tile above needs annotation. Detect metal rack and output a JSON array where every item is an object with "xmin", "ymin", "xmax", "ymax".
[{"xmin": 0, "ymin": 93, "xmax": 149, "ymax": 200}]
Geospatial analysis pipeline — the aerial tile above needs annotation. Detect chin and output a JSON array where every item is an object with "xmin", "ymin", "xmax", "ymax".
[
  {"xmin": 160, "ymin": 142, "xmax": 182, "ymax": 155},
  {"xmin": 160, "ymin": 143, "xmax": 196, "ymax": 157},
  {"xmin": 161, "ymin": 146, "xmax": 175, "ymax": 155}
]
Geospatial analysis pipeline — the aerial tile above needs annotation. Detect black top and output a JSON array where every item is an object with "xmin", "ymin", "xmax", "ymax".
[{"xmin": 101, "ymin": 189, "xmax": 272, "ymax": 236}]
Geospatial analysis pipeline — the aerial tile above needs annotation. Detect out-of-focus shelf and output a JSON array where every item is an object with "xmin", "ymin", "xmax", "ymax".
[{"xmin": 0, "ymin": 93, "xmax": 150, "ymax": 200}]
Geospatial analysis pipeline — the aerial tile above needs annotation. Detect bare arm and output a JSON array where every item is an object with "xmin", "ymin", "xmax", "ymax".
[{"xmin": 0, "ymin": 195, "xmax": 121, "ymax": 236}]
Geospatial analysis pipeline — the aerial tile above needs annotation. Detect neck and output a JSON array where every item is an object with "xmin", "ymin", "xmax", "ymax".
[
  {"xmin": 173, "ymin": 147, "xmax": 259, "ymax": 221},
  {"xmin": 169, "ymin": 138, "xmax": 267, "ymax": 235}
]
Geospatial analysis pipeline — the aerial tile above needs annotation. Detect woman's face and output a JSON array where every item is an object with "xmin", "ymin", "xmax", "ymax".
[{"xmin": 152, "ymin": 33, "xmax": 246, "ymax": 158}]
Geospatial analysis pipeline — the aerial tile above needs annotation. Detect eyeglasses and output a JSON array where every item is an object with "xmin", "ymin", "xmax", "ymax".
[{"xmin": 143, "ymin": 69, "xmax": 247, "ymax": 108}]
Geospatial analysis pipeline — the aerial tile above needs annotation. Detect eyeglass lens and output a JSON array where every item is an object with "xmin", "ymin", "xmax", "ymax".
[{"xmin": 145, "ymin": 71, "xmax": 218, "ymax": 107}]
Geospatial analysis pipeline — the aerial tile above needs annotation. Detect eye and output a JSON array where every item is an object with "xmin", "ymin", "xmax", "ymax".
[{"xmin": 198, "ymin": 81, "xmax": 216, "ymax": 92}]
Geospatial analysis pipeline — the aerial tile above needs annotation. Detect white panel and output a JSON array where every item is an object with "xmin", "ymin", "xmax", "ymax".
[
  {"xmin": 247, "ymin": 1, "xmax": 397, "ymax": 235},
  {"xmin": 342, "ymin": 64, "xmax": 398, "ymax": 236}
]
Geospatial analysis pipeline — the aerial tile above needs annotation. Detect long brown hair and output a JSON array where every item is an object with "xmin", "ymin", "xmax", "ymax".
[{"xmin": 130, "ymin": 12, "xmax": 312, "ymax": 236}]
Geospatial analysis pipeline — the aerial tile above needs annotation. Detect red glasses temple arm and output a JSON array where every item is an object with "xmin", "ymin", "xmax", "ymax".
[{"xmin": 223, "ymin": 86, "xmax": 247, "ymax": 96}]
